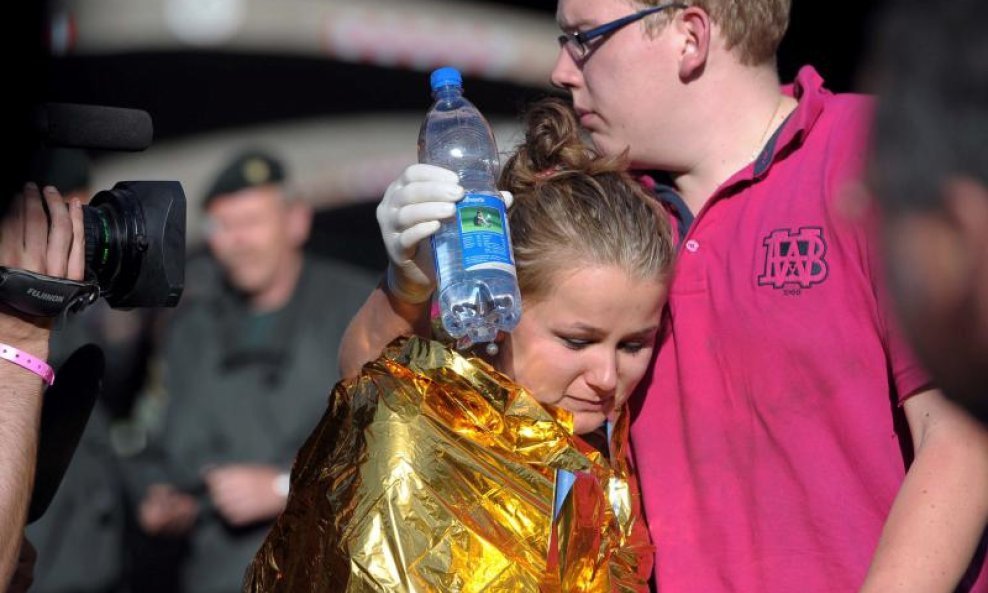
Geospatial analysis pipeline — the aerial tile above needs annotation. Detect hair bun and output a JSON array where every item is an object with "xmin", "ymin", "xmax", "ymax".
[{"xmin": 501, "ymin": 98, "xmax": 625, "ymax": 191}]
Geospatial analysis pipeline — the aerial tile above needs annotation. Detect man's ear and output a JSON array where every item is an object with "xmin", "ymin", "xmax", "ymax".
[
  {"xmin": 676, "ymin": 7, "xmax": 711, "ymax": 81},
  {"xmin": 941, "ymin": 176, "xmax": 988, "ymax": 324},
  {"xmin": 286, "ymin": 199, "xmax": 313, "ymax": 247},
  {"xmin": 894, "ymin": 178, "xmax": 988, "ymax": 316},
  {"xmin": 942, "ymin": 177, "xmax": 988, "ymax": 256}
]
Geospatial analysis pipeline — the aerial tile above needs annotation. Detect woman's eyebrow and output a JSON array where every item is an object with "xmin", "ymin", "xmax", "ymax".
[
  {"xmin": 624, "ymin": 325, "xmax": 661, "ymax": 340},
  {"xmin": 567, "ymin": 322, "xmax": 604, "ymax": 334}
]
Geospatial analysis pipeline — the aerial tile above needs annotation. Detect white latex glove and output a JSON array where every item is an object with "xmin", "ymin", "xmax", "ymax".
[{"xmin": 377, "ymin": 164, "xmax": 513, "ymax": 304}]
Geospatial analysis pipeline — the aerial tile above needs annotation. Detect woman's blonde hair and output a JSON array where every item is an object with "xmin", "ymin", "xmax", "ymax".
[{"xmin": 500, "ymin": 98, "xmax": 674, "ymax": 302}]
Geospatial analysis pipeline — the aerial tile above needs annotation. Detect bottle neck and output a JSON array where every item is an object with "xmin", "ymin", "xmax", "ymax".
[{"xmin": 432, "ymin": 85, "xmax": 463, "ymax": 100}]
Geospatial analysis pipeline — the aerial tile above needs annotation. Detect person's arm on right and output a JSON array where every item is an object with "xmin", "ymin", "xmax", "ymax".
[
  {"xmin": 858, "ymin": 388, "xmax": 988, "ymax": 593},
  {"xmin": 338, "ymin": 165, "xmax": 462, "ymax": 378}
]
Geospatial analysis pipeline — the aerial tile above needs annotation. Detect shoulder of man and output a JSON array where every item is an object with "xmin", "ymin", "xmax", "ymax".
[
  {"xmin": 301, "ymin": 255, "xmax": 378, "ymax": 297},
  {"xmin": 828, "ymin": 91, "xmax": 874, "ymax": 124}
]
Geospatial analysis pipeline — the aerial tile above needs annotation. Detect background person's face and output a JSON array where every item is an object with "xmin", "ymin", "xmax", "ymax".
[
  {"xmin": 205, "ymin": 186, "xmax": 299, "ymax": 296},
  {"xmin": 881, "ymin": 205, "xmax": 988, "ymax": 422},
  {"xmin": 500, "ymin": 264, "xmax": 666, "ymax": 435}
]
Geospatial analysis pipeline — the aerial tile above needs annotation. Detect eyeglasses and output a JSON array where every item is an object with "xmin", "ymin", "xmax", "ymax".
[{"xmin": 557, "ymin": 2, "xmax": 687, "ymax": 60}]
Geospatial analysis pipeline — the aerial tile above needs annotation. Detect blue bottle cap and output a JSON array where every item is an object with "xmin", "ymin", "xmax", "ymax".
[{"xmin": 430, "ymin": 67, "xmax": 463, "ymax": 91}]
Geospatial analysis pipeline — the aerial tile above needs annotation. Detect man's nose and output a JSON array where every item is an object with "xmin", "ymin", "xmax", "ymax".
[{"xmin": 550, "ymin": 45, "xmax": 581, "ymax": 90}]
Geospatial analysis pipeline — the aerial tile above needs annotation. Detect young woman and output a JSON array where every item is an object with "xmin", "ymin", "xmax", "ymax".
[{"xmin": 243, "ymin": 99, "xmax": 674, "ymax": 593}]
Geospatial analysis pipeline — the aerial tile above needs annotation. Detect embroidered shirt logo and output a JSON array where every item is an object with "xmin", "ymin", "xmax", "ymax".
[{"xmin": 757, "ymin": 227, "xmax": 828, "ymax": 290}]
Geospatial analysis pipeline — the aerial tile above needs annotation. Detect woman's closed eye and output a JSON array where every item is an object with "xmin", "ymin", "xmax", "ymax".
[
  {"xmin": 557, "ymin": 333, "xmax": 654, "ymax": 354},
  {"xmin": 619, "ymin": 341, "xmax": 648, "ymax": 355},
  {"xmin": 619, "ymin": 329, "xmax": 659, "ymax": 355},
  {"xmin": 561, "ymin": 336, "xmax": 593, "ymax": 350}
]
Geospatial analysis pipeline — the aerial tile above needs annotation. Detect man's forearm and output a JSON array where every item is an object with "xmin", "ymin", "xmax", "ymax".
[
  {"xmin": 338, "ymin": 283, "xmax": 431, "ymax": 379},
  {"xmin": 0, "ymin": 337, "xmax": 47, "ymax": 588},
  {"xmin": 860, "ymin": 392, "xmax": 988, "ymax": 593},
  {"xmin": 0, "ymin": 185, "xmax": 84, "ymax": 587}
]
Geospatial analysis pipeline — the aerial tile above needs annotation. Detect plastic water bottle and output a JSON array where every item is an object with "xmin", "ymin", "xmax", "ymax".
[{"xmin": 418, "ymin": 66, "xmax": 521, "ymax": 351}]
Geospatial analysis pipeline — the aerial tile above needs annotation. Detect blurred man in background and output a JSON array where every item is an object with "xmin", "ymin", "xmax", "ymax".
[
  {"xmin": 868, "ymin": 0, "xmax": 988, "ymax": 425},
  {"xmin": 136, "ymin": 149, "xmax": 375, "ymax": 593}
]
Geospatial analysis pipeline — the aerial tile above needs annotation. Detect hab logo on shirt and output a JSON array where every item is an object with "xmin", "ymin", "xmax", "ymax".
[{"xmin": 757, "ymin": 227, "xmax": 828, "ymax": 295}]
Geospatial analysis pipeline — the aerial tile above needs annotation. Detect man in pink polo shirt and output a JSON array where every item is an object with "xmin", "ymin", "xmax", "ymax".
[
  {"xmin": 339, "ymin": 0, "xmax": 988, "ymax": 591},
  {"xmin": 547, "ymin": 1, "xmax": 988, "ymax": 591}
]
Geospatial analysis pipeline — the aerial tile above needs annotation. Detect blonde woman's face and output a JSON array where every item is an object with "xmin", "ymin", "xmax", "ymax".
[{"xmin": 499, "ymin": 264, "xmax": 666, "ymax": 434}]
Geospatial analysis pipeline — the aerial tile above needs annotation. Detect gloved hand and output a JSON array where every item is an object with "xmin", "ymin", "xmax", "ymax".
[{"xmin": 377, "ymin": 164, "xmax": 512, "ymax": 304}]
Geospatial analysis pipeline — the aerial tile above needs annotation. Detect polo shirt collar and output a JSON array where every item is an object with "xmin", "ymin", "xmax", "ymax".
[
  {"xmin": 752, "ymin": 65, "xmax": 829, "ymax": 178},
  {"xmin": 639, "ymin": 66, "xmax": 832, "ymax": 240},
  {"xmin": 640, "ymin": 65, "xmax": 830, "ymax": 188}
]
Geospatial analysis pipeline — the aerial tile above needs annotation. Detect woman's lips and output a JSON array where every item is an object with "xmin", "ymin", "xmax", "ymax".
[{"xmin": 563, "ymin": 394, "xmax": 613, "ymax": 412}]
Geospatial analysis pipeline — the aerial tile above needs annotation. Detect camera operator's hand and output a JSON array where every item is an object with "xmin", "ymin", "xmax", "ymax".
[
  {"xmin": 376, "ymin": 165, "xmax": 513, "ymax": 304},
  {"xmin": 0, "ymin": 184, "xmax": 84, "ymax": 345},
  {"xmin": 0, "ymin": 184, "xmax": 83, "ymax": 590}
]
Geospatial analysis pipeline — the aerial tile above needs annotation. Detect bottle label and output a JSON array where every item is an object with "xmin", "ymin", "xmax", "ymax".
[{"xmin": 456, "ymin": 193, "xmax": 515, "ymax": 274}]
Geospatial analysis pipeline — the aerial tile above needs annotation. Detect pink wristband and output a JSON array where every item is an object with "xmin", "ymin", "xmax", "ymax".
[{"xmin": 0, "ymin": 342, "xmax": 55, "ymax": 386}]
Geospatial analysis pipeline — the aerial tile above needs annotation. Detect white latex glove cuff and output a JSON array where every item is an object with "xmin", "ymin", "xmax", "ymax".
[{"xmin": 386, "ymin": 263, "xmax": 434, "ymax": 304}]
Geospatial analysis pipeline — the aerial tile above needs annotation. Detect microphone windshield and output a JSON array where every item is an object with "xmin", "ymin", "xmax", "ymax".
[{"xmin": 33, "ymin": 103, "xmax": 154, "ymax": 151}]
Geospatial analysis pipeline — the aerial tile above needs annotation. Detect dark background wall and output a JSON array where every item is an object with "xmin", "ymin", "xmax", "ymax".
[
  {"xmin": 38, "ymin": 1, "xmax": 885, "ymax": 143},
  {"xmin": 7, "ymin": 0, "xmax": 887, "ymax": 273}
]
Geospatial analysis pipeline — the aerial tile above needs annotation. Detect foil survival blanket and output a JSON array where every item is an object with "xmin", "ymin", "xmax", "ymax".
[{"xmin": 243, "ymin": 336, "xmax": 652, "ymax": 593}]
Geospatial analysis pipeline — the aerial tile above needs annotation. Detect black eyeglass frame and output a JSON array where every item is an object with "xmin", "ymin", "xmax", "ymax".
[{"xmin": 557, "ymin": 2, "xmax": 688, "ymax": 59}]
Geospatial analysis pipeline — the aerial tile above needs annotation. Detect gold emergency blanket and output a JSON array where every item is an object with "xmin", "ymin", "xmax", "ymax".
[{"xmin": 243, "ymin": 336, "xmax": 652, "ymax": 593}]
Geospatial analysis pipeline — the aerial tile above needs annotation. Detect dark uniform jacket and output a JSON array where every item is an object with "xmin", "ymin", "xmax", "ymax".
[
  {"xmin": 25, "ymin": 405, "xmax": 124, "ymax": 593},
  {"xmin": 148, "ymin": 255, "xmax": 375, "ymax": 593}
]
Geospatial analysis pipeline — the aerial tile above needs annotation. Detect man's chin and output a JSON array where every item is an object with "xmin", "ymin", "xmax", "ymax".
[
  {"xmin": 225, "ymin": 271, "xmax": 267, "ymax": 296},
  {"xmin": 589, "ymin": 132, "xmax": 631, "ymax": 160}
]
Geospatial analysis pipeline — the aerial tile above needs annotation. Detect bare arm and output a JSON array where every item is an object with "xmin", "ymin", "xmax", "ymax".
[
  {"xmin": 338, "ymin": 281, "xmax": 431, "ymax": 380},
  {"xmin": 0, "ymin": 185, "xmax": 84, "ymax": 587},
  {"xmin": 860, "ymin": 388, "xmax": 988, "ymax": 593},
  {"xmin": 4, "ymin": 537, "xmax": 36, "ymax": 593},
  {"xmin": 338, "ymin": 165, "xmax": 470, "ymax": 379},
  {"xmin": 0, "ymin": 327, "xmax": 46, "ymax": 589}
]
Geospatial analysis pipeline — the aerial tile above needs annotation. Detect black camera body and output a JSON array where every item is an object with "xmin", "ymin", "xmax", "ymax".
[
  {"xmin": 85, "ymin": 181, "xmax": 185, "ymax": 307},
  {"xmin": 3, "ymin": 102, "xmax": 189, "ymax": 314}
]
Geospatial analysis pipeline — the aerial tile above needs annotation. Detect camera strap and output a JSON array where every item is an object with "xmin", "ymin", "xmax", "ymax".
[{"xmin": 0, "ymin": 266, "xmax": 100, "ymax": 318}]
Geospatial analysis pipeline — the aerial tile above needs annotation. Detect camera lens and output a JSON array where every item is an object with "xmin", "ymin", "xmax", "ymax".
[
  {"xmin": 81, "ymin": 181, "xmax": 185, "ymax": 308},
  {"xmin": 82, "ymin": 190, "xmax": 146, "ymax": 301}
]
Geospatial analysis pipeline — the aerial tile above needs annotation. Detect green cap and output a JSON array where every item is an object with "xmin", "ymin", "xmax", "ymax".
[{"xmin": 203, "ymin": 149, "xmax": 286, "ymax": 208}]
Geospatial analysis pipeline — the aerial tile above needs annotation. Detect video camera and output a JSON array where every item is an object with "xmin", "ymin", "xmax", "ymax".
[
  {"xmin": 0, "ymin": 103, "xmax": 188, "ymax": 524},
  {"xmin": 1, "ymin": 102, "xmax": 186, "ymax": 315}
]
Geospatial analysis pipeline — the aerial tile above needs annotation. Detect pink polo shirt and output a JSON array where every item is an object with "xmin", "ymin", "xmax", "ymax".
[{"xmin": 631, "ymin": 67, "xmax": 985, "ymax": 592}]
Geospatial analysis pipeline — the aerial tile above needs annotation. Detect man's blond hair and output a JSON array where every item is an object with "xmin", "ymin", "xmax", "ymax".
[{"xmin": 641, "ymin": 0, "xmax": 790, "ymax": 65}]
